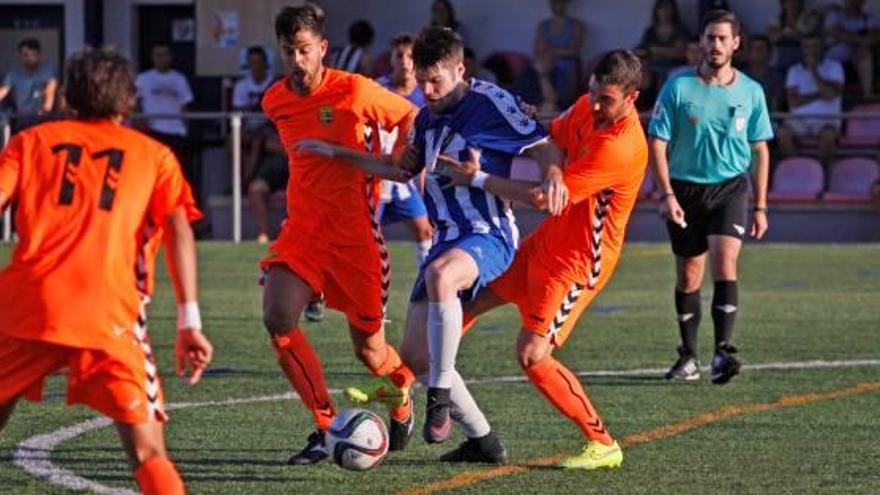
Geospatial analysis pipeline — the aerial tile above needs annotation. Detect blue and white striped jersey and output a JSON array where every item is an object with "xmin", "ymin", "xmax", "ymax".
[{"xmin": 412, "ymin": 78, "xmax": 548, "ymax": 246}]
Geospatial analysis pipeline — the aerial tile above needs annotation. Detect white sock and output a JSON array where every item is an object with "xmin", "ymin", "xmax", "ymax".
[
  {"xmin": 427, "ymin": 299, "xmax": 462, "ymax": 389},
  {"xmin": 415, "ymin": 239, "xmax": 432, "ymax": 266},
  {"xmin": 418, "ymin": 372, "xmax": 491, "ymax": 438}
]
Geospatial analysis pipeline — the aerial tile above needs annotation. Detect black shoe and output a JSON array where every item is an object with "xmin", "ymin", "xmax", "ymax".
[
  {"xmin": 711, "ymin": 343, "xmax": 741, "ymax": 385},
  {"xmin": 423, "ymin": 387, "xmax": 452, "ymax": 444},
  {"xmin": 305, "ymin": 299, "xmax": 325, "ymax": 322},
  {"xmin": 389, "ymin": 396, "xmax": 415, "ymax": 452},
  {"xmin": 439, "ymin": 430, "xmax": 508, "ymax": 464},
  {"xmin": 665, "ymin": 346, "xmax": 700, "ymax": 381},
  {"xmin": 287, "ymin": 430, "xmax": 328, "ymax": 465}
]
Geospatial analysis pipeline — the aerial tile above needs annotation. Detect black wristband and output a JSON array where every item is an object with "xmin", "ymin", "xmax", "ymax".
[
  {"xmin": 754, "ymin": 206, "xmax": 768, "ymax": 212},
  {"xmin": 663, "ymin": 192, "xmax": 675, "ymax": 198}
]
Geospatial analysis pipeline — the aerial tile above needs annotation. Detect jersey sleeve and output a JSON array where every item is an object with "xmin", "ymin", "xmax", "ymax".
[
  {"xmin": 647, "ymin": 79, "xmax": 676, "ymax": 141},
  {"xmin": 232, "ymin": 80, "xmax": 248, "ymax": 109},
  {"xmin": 355, "ymin": 76, "xmax": 417, "ymax": 137},
  {"xmin": 565, "ymin": 132, "xmax": 646, "ymax": 204},
  {"xmin": 748, "ymin": 84, "xmax": 774, "ymax": 143},
  {"xmin": 408, "ymin": 108, "xmax": 429, "ymax": 173},
  {"xmin": 550, "ymin": 95, "xmax": 589, "ymax": 156},
  {"xmin": 148, "ymin": 147, "xmax": 202, "ymax": 224},
  {"xmin": 466, "ymin": 90, "xmax": 548, "ymax": 155},
  {"xmin": 0, "ymin": 133, "xmax": 24, "ymax": 199},
  {"xmin": 178, "ymin": 74, "xmax": 194, "ymax": 106}
]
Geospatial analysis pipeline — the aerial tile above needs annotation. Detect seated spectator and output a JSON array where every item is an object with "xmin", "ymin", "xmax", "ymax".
[
  {"xmin": 640, "ymin": 0, "xmax": 690, "ymax": 76},
  {"xmin": 329, "ymin": 20, "xmax": 375, "ymax": 75},
  {"xmin": 0, "ymin": 38, "xmax": 58, "ymax": 130},
  {"xmin": 823, "ymin": 0, "xmax": 880, "ymax": 99},
  {"xmin": 777, "ymin": 34, "xmax": 845, "ymax": 167},
  {"xmin": 534, "ymin": 0, "xmax": 585, "ymax": 110},
  {"xmin": 429, "ymin": 0, "xmax": 469, "ymax": 44},
  {"xmin": 743, "ymin": 35, "xmax": 786, "ymax": 111},
  {"xmin": 634, "ymin": 47, "xmax": 662, "ymax": 113},
  {"xmin": 699, "ymin": 0, "xmax": 730, "ymax": 23},
  {"xmin": 233, "ymin": 46, "xmax": 278, "ymax": 185},
  {"xmin": 464, "ymin": 47, "xmax": 496, "ymax": 83},
  {"xmin": 248, "ymin": 133, "xmax": 289, "ymax": 244},
  {"xmin": 667, "ymin": 37, "xmax": 702, "ymax": 79},
  {"xmin": 766, "ymin": 0, "xmax": 824, "ymax": 72}
]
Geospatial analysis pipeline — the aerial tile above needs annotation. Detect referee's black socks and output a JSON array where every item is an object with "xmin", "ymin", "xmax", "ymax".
[
  {"xmin": 674, "ymin": 289, "xmax": 701, "ymax": 357},
  {"xmin": 712, "ymin": 281, "xmax": 738, "ymax": 348}
]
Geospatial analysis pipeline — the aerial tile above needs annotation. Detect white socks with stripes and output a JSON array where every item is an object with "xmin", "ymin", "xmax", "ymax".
[{"xmin": 428, "ymin": 299, "xmax": 462, "ymax": 389}]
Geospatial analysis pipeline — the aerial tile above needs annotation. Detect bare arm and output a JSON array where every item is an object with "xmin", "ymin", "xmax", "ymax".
[
  {"xmin": 650, "ymin": 136, "xmax": 686, "ymax": 227},
  {"xmin": 162, "ymin": 207, "xmax": 213, "ymax": 385},
  {"xmin": 750, "ymin": 141, "xmax": 770, "ymax": 239},
  {"xmin": 294, "ymin": 139, "xmax": 416, "ymax": 182},
  {"xmin": 41, "ymin": 77, "xmax": 58, "ymax": 114},
  {"xmin": 0, "ymin": 84, "xmax": 10, "ymax": 102},
  {"xmin": 525, "ymin": 139, "xmax": 568, "ymax": 215},
  {"xmin": 438, "ymin": 150, "xmax": 546, "ymax": 209}
]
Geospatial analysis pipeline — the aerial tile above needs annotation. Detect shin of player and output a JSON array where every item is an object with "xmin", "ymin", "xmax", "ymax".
[
  {"xmin": 261, "ymin": 4, "xmax": 419, "ymax": 464},
  {"xmin": 0, "ymin": 48, "xmax": 213, "ymax": 494}
]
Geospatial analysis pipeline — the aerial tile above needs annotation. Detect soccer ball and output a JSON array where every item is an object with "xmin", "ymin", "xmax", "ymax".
[{"xmin": 326, "ymin": 408, "xmax": 389, "ymax": 471}]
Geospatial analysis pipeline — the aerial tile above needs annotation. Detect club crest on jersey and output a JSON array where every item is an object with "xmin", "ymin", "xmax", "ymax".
[{"xmin": 318, "ymin": 106, "xmax": 334, "ymax": 125}]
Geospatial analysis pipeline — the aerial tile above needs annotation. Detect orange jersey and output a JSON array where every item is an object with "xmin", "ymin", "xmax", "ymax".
[
  {"xmin": 262, "ymin": 69, "xmax": 416, "ymax": 246},
  {"xmin": 0, "ymin": 119, "xmax": 200, "ymax": 350},
  {"xmin": 531, "ymin": 95, "xmax": 648, "ymax": 280}
]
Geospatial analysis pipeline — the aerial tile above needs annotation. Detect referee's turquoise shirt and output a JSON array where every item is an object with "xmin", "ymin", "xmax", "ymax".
[{"xmin": 647, "ymin": 69, "xmax": 774, "ymax": 185}]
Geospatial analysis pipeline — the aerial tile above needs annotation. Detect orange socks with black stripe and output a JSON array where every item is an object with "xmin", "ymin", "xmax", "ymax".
[
  {"xmin": 273, "ymin": 327, "xmax": 336, "ymax": 431},
  {"xmin": 134, "ymin": 456, "xmax": 185, "ymax": 495},
  {"xmin": 524, "ymin": 356, "xmax": 613, "ymax": 445}
]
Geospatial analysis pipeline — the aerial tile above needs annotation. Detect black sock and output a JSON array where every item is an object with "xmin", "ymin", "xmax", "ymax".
[
  {"xmin": 712, "ymin": 281, "xmax": 738, "ymax": 348},
  {"xmin": 674, "ymin": 289, "xmax": 701, "ymax": 356}
]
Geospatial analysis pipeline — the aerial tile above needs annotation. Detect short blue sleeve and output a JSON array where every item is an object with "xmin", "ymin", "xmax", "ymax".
[
  {"xmin": 465, "ymin": 83, "xmax": 548, "ymax": 155},
  {"xmin": 748, "ymin": 84, "xmax": 774, "ymax": 142},
  {"xmin": 647, "ymin": 79, "xmax": 676, "ymax": 141}
]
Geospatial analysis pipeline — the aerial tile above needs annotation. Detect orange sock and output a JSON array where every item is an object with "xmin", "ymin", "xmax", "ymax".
[
  {"xmin": 461, "ymin": 311, "xmax": 478, "ymax": 336},
  {"xmin": 134, "ymin": 456, "xmax": 185, "ymax": 495},
  {"xmin": 273, "ymin": 328, "xmax": 336, "ymax": 431},
  {"xmin": 368, "ymin": 345, "xmax": 415, "ymax": 422},
  {"xmin": 524, "ymin": 357, "xmax": 613, "ymax": 445}
]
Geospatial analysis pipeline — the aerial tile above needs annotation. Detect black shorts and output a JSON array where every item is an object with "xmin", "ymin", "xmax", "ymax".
[
  {"xmin": 252, "ymin": 154, "xmax": 289, "ymax": 193},
  {"xmin": 666, "ymin": 174, "xmax": 749, "ymax": 257}
]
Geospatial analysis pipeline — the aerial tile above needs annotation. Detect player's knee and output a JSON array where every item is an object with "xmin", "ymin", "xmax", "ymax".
[
  {"xmin": 262, "ymin": 308, "xmax": 296, "ymax": 335},
  {"xmin": 424, "ymin": 260, "xmax": 456, "ymax": 294},
  {"xmin": 516, "ymin": 333, "xmax": 551, "ymax": 369}
]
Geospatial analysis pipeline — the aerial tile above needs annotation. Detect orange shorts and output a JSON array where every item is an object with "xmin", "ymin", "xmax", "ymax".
[
  {"xmin": 260, "ymin": 224, "xmax": 388, "ymax": 333},
  {"xmin": 0, "ymin": 326, "xmax": 166, "ymax": 424},
  {"xmin": 490, "ymin": 238, "xmax": 617, "ymax": 347}
]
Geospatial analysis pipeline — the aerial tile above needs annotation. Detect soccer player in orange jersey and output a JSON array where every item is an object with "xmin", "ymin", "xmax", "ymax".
[
  {"xmin": 444, "ymin": 50, "xmax": 648, "ymax": 469},
  {"xmin": 0, "ymin": 48, "xmax": 212, "ymax": 495},
  {"xmin": 259, "ymin": 4, "xmax": 420, "ymax": 464}
]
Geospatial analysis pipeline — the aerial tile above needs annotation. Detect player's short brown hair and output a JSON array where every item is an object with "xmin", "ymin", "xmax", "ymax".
[
  {"xmin": 592, "ymin": 49, "xmax": 642, "ymax": 92},
  {"xmin": 64, "ymin": 48, "xmax": 136, "ymax": 120},
  {"xmin": 413, "ymin": 26, "xmax": 464, "ymax": 70},
  {"xmin": 700, "ymin": 9, "xmax": 742, "ymax": 37},
  {"xmin": 275, "ymin": 3, "xmax": 325, "ymax": 40},
  {"xmin": 391, "ymin": 33, "xmax": 415, "ymax": 49}
]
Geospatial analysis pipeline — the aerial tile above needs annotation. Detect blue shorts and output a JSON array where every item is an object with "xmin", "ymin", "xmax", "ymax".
[
  {"xmin": 410, "ymin": 232, "xmax": 515, "ymax": 303},
  {"xmin": 379, "ymin": 183, "xmax": 428, "ymax": 225}
]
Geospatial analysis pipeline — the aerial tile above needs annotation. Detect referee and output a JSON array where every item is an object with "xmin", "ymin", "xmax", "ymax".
[{"xmin": 648, "ymin": 10, "xmax": 772, "ymax": 384}]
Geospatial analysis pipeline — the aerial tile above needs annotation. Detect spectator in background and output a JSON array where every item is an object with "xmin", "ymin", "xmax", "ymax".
[
  {"xmin": 136, "ymin": 42, "xmax": 198, "ymax": 208},
  {"xmin": 0, "ymin": 38, "xmax": 58, "ymax": 130},
  {"xmin": 329, "ymin": 20, "xmax": 375, "ymax": 75},
  {"xmin": 699, "ymin": 0, "xmax": 730, "ymax": 23},
  {"xmin": 534, "ymin": 0, "xmax": 585, "ymax": 110},
  {"xmin": 824, "ymin": 0, "xmax": 880, "ymax": 99},
  {"xmin": 429, "ymin": 0, "xmax": 468, "ymax": 44},
  {"xmin": 233, "ymin": 46, "xmax": 277, "ymax": 186},
  {"xmin": 668, "ymin": 37, "xmax": 703, "ymax": 79},
  {"xmin": 777, "ymin": 34, "xmax": 844, "ymax": 167},
  {"xmin": 766, "ymin": 0, "xmax": 823, "ymax": 72},
  {"xmin": 247, "ymin": 133, "xmax": 289, "ymax": 244},
  {"xmin": 463, "ymin": 47, "xmax": 495, "ymax": 83},
  {"xmin": 743, "ymin": 36, "xmax": 785, "ymax": 111},
  {"xmin": 634, "ymin": 47, "xmax": 662, "ymax": 113},
  {"xmin": 640, "ymin": 0, "xmax": 690, "ymax": 76}
]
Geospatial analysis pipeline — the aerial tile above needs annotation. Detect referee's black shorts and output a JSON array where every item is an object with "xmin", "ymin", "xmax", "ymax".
[{"xmin": 666, "ymin": 174, "xmax": 749, "ymax": 257}]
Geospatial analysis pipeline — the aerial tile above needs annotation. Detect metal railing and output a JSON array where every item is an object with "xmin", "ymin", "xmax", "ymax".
[{"xmin": 1, "ymin": 109, "xmax": 879, "ymax": 244}]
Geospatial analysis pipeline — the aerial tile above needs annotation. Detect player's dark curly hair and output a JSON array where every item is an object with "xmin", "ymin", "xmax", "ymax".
[
  {"xmin": 64, "ymin": 47, "xmax": 136, "ymax": 120},
  {"xmin": 275, "ymin": 3, "xmax": 325, "ymax": 40},
  {"xmin": 592, "ymin": 49, "xmax": 642, "ymax": 92},
  {"xmin": 413, "ymin": 26, "xmax": 463, "ymax": 70}
]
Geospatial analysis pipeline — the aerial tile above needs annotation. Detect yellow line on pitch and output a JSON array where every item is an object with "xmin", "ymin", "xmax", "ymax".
[{"xmin": 390, "ymin": 379, "xmax": 880, "ymax": 495}]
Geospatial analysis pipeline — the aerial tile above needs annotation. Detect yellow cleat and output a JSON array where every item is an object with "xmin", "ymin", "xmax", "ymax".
[
  {"xmin": 558, "ymin": 440, "xmax": 623, "ymax": 470},
  {"xmin": 344, "ymin": 376, "xmax": 409, "ymax": 408}
]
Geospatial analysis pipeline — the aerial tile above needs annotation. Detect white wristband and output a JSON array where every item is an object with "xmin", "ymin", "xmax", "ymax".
[
  {"xmin": 177, "ymin": 302, "xmax": 202, "ymax": 330},
  {"xmin": 470, "ymin": 170, "xmax": 490, "ymax": 189}
]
